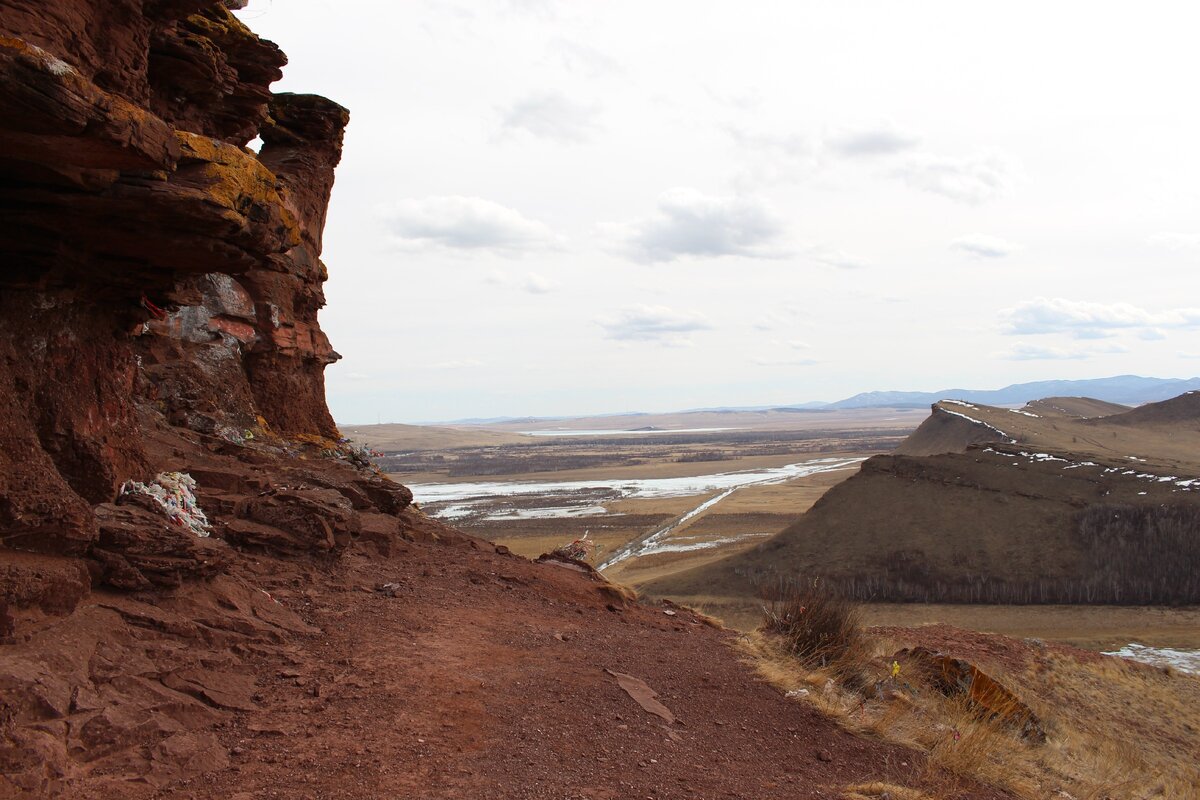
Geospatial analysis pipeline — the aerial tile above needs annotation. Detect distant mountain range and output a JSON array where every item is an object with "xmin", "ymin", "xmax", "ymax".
[
  {"xmin": 437, "ymin": 375, "xmax": 1200, "ymax": 424},
  {"xmin": 819, "ymin": 375, "xmax": 1200, "ymax": 410}
]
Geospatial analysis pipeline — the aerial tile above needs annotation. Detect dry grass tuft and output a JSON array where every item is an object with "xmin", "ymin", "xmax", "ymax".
[
  {"xmin": 596, "ymin": 581, "xmax": 638, "ymax": 606},
  {"xmin": 839, "ymin": 782, "xmax": 932, "ymax": 800},
  {"xmin": 682, "ymin": 603, "xmax": 727, "ymax": 629},
  {"xmin": 759, "ymin": 577, "xmax": 872, "ymax": 684}
]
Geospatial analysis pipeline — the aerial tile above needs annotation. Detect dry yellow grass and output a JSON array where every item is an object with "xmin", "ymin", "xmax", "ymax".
[
  {"xmin": 341, "ymin": 422, "xmax": 530, "ymax": 450},
  {"xmin": 839, "ymin": 782, "xmax": 933, "ymax": 800},
  {"xmin": 652, "ymin": 597, "xmax": 1200, "ymax": 652},
  {"xmin": 737, "ymin": 628, "xmax": 1200, "ymax": 800}
]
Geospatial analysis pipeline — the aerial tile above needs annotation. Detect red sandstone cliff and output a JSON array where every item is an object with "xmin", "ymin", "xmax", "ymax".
[
  {"xmin": 0, "ymin": 2, "xmax": 433, "ymax": 790},
  {"xmin": 0, "ymin": 0, "xmax": 365, "ymax": 563}
]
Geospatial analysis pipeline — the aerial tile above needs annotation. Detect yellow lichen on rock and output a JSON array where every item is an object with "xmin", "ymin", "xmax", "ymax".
[{"xmin": 175, "ymin": 130, "xmax": 301, "ymax": 248}]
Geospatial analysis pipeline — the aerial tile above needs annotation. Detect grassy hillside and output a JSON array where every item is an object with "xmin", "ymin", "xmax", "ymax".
[
  {"xmin": 644, "ymin": 393, "xmax": 1200, "ymax": 605},
  {"xmin": 1024, "ymin": 396, "xmax": 1130, "ymax": 418}
]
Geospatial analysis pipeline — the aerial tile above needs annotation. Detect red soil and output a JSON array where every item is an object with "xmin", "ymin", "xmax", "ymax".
[{"xmin": 48, "ymin": 537, "xmax": 1006, "ymax": 800}]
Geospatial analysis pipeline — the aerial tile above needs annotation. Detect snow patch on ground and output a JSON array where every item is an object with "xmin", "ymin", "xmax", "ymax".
[
  {"xmin": 937, "ymin": 406, "xmax": 1015, "ymax": 442},
  {"xmin": 486, "ymin": 505, "xmax": 608, "ymax": 520},
  {"xmin": 412, "ymin": 457, "xmax": 864, "ymax": 505},
  {"xmin": 1103, "ymin": 643, "xmax": 1200, "ymax": 675},
  {"xmin": 638, "ymin": 532, "xmax": 771, "ymax": 556},
  {"xmin": 982, "ymin": 449, "xmax": 1197, "ymax": 492}
]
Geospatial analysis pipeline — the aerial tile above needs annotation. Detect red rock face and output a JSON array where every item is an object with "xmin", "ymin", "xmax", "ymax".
[
  {"xmin": 0, "ymin": 4, "xmax": 430, "ymax": 792},
  {"xmin": 0, "ymin": 2, "xmax": 349, "ymax": 551}
]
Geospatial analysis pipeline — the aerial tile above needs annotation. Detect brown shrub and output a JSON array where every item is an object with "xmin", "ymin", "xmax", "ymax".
[{"xmin": 759, "ymin": 577, "xmax": 869, "ymax": 677}]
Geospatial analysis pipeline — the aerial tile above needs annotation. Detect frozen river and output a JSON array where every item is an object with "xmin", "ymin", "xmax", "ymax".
[{"xmin": 408, "ymin": 457, "xmax": 865, "ymax": 522}]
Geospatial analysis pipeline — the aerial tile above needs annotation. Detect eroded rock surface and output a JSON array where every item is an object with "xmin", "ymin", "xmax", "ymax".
[
  {"xmin": 0, "ymin": 0, "xmax": 354, "ymax": 551},
  {"xmin": 0, "ymin": 2, "xmax": 417, "ymax": 793}
]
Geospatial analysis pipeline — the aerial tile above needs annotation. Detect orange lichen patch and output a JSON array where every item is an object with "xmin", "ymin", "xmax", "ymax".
[
  {"xmin": 292, "ymin": 432, "xmax": 341, "ymax": 449},
  {"xmin": 186, "ymin": 3, "xmax": 257, "ymax": 42},
  {"xmin": 175, "ymin": 131, "xmax": 301, "ymax": 247},
  {"xmin": 0, "ymin": 36, "xmax": 179, "ymax": 171},
  {"xmin": 0, "ymin": 35, "xmax": 32, "ymax": 54},
  {"xmin": 0, "ymin": 35, "xmax": 75, "ymax": 78}
]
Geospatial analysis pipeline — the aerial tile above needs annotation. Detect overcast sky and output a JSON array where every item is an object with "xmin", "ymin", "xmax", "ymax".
[{"xmin": 236, "ymin": 1, "xmax": 1200, "ymax": 423}]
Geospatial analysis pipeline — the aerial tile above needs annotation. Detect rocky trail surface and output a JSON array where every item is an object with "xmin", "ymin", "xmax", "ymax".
[{"xmin": 138, "ymin": 540, "xmax": 1010, "ymax": 800}]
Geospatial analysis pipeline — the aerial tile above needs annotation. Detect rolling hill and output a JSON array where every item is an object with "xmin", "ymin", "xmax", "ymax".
[
  {"xmin": 1023, "ymin": 396, "xmax": 1131, "ymax": 418},
  {"xmin": 644, "ymin": 393, "xmax": 1200, "ymax": 606}
]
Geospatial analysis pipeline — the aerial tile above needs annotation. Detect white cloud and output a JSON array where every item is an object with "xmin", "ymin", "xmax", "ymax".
[
  {"xmin": 522, "ymin": 273, "xmax": 554, "ymax": 293},
  {"xmin": 804, "ymin": 245, "xmax": 868, "ymax": 270},
  {"xmin": 486, "ymin": 270, "xmax": 557, "ymax": 293},
  {"xmin": 498, "ymin": 91, "xmax": 598, "ymax": 143},
  {"xmin": 504, "ymin": 0, "xmax": 558, "ymax": 18},
  {"xmin": 381, "ymin": 196, "xmax": 561, "ymax": 254},
  {"xmin": 999, "ymin": 340, "xmax": 1130, "ymax": 360},
  {"xmin": 546, "ymin": 38, "xmax": 622, "ymax": 78},
  {"xmin": 950, "ymin": 234, "xmax": 1021, "ymax": 258},
  {"xmin": 1001, "ymin": 297, "xmax": 1200, "ymax": 338},
  {"xmin": 607, "ymin": 188, "xmax": 787, "ymax": 263},
  {"xmin": 707, "ymin": 85, "xmax": 765, "ymax": 111},
  {"xmin": 825, "ymin": 121, "xmax": 920, "ymax": 157},
  {"xmin": 597, "ymin": 304, "xmax": 712, "ymax": 344},
  {"xmin": 751, "ymin": 307, "xmax": 806, "ymax": 332},
  {"xmin": 893, "ymin": 153, "xmax": 1016, "ymax": 204},
  {"xmin": 999, "ymin": 343, "xmax": 1089, "ymax": 361},
  {"xmin": 751, "ymin": 355, "xmax": 820, "ymax": 366},
  {"xmin": 730, "ymin": 121, "xmax": 917, "ymax": 178},
  {"xmin": 425, "ymin": 358, "xmax": 485, "ymax": 370},
  {"xmin": 1148, "ymin": 232, "xmax": 1200, "ymax": 250},
  {"xmin": 751, "ymin": 340, "xmax": 817, "ymax": 366},
  {"xmin": 727, "ymin": 126, "xmax": 814, "ymax": 160},
  {"xmin": 725, "ymin": 126, "xmax": 819, "ymax": 186}
]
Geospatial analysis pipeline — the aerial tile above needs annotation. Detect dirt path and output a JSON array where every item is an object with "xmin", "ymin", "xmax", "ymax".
[{"xmin": 170, "ymin": 539, "xmax": 1009, "ymax": 800}]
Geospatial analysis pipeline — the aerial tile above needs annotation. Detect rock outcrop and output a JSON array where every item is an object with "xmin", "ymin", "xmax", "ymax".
[
  {"xmin": 0, "ymin": 0, "xmax": 351, "ymax": 556},
  {"xmin": 0, "ymin": 2, "xmax": 430, "ymax": 793}
]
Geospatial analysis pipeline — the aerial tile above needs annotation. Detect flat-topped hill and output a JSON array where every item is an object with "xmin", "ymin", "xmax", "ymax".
[{"xmin": 645, "ymin": 392, "xmax": 1200, "ymax": 606}]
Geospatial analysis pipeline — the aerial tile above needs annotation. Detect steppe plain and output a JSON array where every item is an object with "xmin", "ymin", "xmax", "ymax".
[{"xmin": 345, "ymin": 405, "xmax": 1200, "ymax": 652}]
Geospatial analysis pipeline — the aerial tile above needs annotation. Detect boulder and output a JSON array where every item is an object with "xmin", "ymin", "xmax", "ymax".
[
  {"xmin": 897, "ymin": 646, "xmax": 1046, "ymax": 742},
  {"xmin": 228, "ymin": 487, "xmax": 358, "ymax": 553},
  {"xmin": 92, "ymin": 503, "xmax": 228, "ymax": 590}
]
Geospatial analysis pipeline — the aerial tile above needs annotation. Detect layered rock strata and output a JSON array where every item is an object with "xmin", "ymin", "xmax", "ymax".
[
  {"xmin": 0, "ymin": 0, "xmax": 350, "ymax": 561},
  {"xmin": 0, "ymin": 2, "xmax": 434, "ymax": 793}
]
